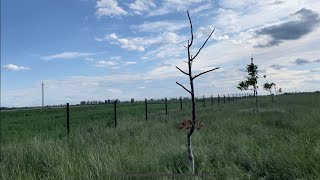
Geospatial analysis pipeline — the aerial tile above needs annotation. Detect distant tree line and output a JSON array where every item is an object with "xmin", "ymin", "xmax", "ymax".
[{"xmin": 79, "ymin": 99, "xmax": 120, "ymax": 105}]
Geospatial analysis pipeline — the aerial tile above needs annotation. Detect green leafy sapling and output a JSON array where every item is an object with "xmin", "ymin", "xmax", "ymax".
[
  {"xmin": 262, "ymin": 75, "xmax": 277, "ymax": 102},
  {"xmin": 238, "ymin": 55, "xmax": 259, "ymax": 110}
]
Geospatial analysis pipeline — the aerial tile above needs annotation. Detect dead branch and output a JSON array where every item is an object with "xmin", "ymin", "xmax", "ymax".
[
  {"xmin": 187, "ymin": 11, "xmax": 193, "ymax": 47},
  {"xmin": 191, "ymin": 29, "xmax": 215, "ymax": 61},
  {"xmin": 193, "ymin": 67, "xmax": 220, "ymax": 80},
  {"xmin": 176, "ymin": 66, "xmax": 189, "ymax": 76},
  {"xmin": 187, "ymin": 40, "xmax": 191, "ymax": 61},
  {"xmin": 176, "ymin": 82, "xmax": 192, "ymax": 94}
]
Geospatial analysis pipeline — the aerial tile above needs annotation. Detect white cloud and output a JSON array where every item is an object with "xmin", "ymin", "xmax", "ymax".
[
  {"xmin": 218, "ymin": 0, "xmax": 256, "ymax": 9},
  {"xmin": 197, "ymin": 26, "xmax": 229, "ymax": 40},
  {"xmin": 189, "ymin": 3, "xmax": 212, "ymax": 14},
  {"xmin": 94, "ymin": 56, "xmax": 136, "ymax": 67},
  {"xmin": 85, "ymin": 57, "xmax": 95, "ymax": 62},
  {"xmin": 142, "ymin": 44, "xmax": 184, "ymax": 61},
  {"xmin": 131, "ymin": 21, "xmax": 188, "ymax": 32},
  {"xmin": 108, "ymin": 33, "xmax": 145, "ymax": 51},
  {"xmin": 42, "ymin": 51, "xmax": 94, "ymax": 61},
  {"xmin": 111, "ymin": 66, "xmax": 121, "ymax": 69},
  {"xmin": 164, "ymin": 32, "xmax": 180, "ymax": 43},
  {"xmin": 212, "ymin": 0, "xmax": 320, "ymax": 35},
  {"xmin": 110, "ymin": 56, "xmax": 122, "ymax": 60},
  {"xmin": 2, "ymin": 64, "xmax": 31, "ymax": 71},
  {"xmin": 96, "ymin": 32, "xmax": 184, "ymax": 52},
  {"xmin": 96, "ymin": 0, "xmax": 128, "ymax": 17},
  {"xmin": 108, "ymin": 88, "xmax": 122, "ymax": 93},
  {"xmin": 128, "ymin": 0, "xmax": 156, "ymax": 15},
  {"xmin": 148, "ymin": 0, "xmax": 208, "ymax": 16},
  {"xmin": 95, "ymin": 60, "xmax": 118, "ymax": 67},
  {"xmin": 125, "ymin": 61, "xmax": 137, "ymax": 65},
  {"xmin": 94, "ymin": 0, "xmax": 212, "ymax": 17}
]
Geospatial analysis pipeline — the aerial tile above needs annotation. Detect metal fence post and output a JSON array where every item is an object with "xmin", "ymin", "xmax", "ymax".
[
  {"xmin": 67, "ymin": 103, "xmax": 70, "ymax": 136},
  {"xmin": 114, "ymin": 100, "xmax": 117, "ymax": 128},
  {"xmin": 165, "ymin": 97, "xmax": 168, "ymax": 115},
  {"xmin": 145, "ymin": 98, "xmax": 148, "ymax": 120}
]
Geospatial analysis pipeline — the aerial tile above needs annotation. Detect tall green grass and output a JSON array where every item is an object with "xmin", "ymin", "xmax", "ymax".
[{"xmin": 1, "ymin": 94, "xmax": 320, "ymax": 179}]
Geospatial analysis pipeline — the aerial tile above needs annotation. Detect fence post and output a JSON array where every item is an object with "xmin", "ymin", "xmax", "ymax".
[
  {"xmin": 114, "ymin": 100, "xmax": 117, "ymax": 128},
  {"xmin": 228, "ymin": 94, "xmax": 230, "ymax": 103},
  {"xmin": 67, "ymin": 103, "xmax": 70, "ymax": 136},
  {"xmin": 165, "ymin": 97, "xmax": 168, "ymax": 115},
  {"xmin": 180, "ymin": 96, "xmax": 182, "ymax": 110},
  {"xmin": 223, "ymin": 94, "xmax": 225, "ymax": 104},
  {"xmin": 211, "ymin": 95, "xmax": 213, "ymax": 105},
  {"xmin": 203, "ymin": 95, "xmax": 206, "ymax": 107},
  {"xmin": 145, "ymin": 98, "xmax": 148, "ymax": 120},
  {"xmin": 218, "ymin": 94, "xmax": 220, "ymax": 105}
]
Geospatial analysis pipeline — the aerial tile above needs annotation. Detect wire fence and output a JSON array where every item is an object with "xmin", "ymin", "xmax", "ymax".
[{"xmin": 64, "ymin": 93, "xmax": 254, "ymax": 136}]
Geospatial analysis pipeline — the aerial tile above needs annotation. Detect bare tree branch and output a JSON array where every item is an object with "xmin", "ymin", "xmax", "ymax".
[
  {"xmin": 187, "ymin": 11, "xmax": 193, "ymax": 47},
  {"xmin": 191, "ymin": 28, "xmax": 215, "ymax": 61},
  {"xmin": 176, "ymin": 66, "xmax": 189, "ymax": 76},
  {"xmin": 187, "ymin": 40, "xmax": 192, "ymax": 64},
  {"xmin": 176, "ymin": 82, "xmax": 192, "ymax": 94},
  {"xmin": 193, "ymin": 67, "xmax": 220, "ymax": 79}
]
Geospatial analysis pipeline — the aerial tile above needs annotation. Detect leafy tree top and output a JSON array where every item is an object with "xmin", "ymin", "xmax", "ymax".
[
  {"xmin": 238, "ymin": 56, "xmax": 259, "ymax": 91},
  {"xmin": 263, "ymin": 82, "xmax": 276, "ymax": 91}
]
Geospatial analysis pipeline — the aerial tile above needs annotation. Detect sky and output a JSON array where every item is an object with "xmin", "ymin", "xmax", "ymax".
[{"xmin": 1, "ymin": 0, "xmax": 320, "ymax": 107}]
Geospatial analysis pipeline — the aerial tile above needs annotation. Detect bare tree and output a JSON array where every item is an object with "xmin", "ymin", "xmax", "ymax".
[{"xmin": 176, "ymin": 11, "xmax": 219, "ymax": 174}]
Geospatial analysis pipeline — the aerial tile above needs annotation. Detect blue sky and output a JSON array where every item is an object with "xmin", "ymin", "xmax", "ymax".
[{"xmin": 1, "ymin": 0, "xmax": 320, "ymax": 107}]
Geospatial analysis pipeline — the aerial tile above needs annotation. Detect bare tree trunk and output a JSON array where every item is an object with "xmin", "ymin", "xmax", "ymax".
[
  {"xmin": 187, "ymin": 125, "xmax": 195, "ymax": 174},
  {"xmin": 187, "ymin": 56, "xmax": 196, "ymax": 173},
  {"xmin": 175, "ymin": 11, "xmax": 219, "ymax": 174},
  {"xmin": 270, "ymin": 90, "xmax": 274, "ymax": 103}
]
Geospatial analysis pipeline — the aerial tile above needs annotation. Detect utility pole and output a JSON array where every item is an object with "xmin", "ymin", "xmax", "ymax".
[{"xmin": 41, "ymin": 81, "xmax": 44, "ymax": 108}]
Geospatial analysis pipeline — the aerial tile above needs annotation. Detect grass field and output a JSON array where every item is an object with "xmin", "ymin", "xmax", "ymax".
[{"xmin": 1, "ymin": 93, "xmax": 320, "ymax": 179}]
